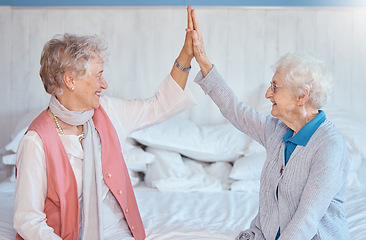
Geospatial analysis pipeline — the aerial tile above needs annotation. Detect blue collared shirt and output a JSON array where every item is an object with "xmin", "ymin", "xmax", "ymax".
[{"xmin": 283, "ymin": 110, "xmax": 326, "ymax": 165}]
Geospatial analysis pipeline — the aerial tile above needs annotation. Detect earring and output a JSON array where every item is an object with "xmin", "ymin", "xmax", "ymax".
[{"xmin": 71, "ymin": 86, "xmax": 74, "ymax": 91}]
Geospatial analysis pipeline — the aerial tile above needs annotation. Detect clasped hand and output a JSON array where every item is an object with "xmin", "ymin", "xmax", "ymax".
[{"xmin": 184, "ymin": 6, "xmax": 213, "ymax": 77}]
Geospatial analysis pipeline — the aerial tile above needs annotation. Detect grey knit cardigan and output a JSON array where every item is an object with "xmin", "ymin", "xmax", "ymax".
[{"xmin": 194, "ymin": 66, "xmax": 350, "ymax": 240}]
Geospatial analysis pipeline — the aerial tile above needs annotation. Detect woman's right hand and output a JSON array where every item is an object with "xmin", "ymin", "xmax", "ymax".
[{"xmin": 186, "ymin": 7, "xmax": 213, "ymax": 77}]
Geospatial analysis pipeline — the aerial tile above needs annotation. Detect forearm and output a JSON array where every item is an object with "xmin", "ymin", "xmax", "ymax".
[
  {"xmin": 195, "ymin": 51, "xmax": 213, "ymax": 77},
  {"xmin": 135, "ymin": 75, "xmax": 196, "ymax": 128},
  {"xmin": 110, "ymin": 75, "xmax": 196, "ymax": 134},
  {"xmin": 194, "ymin": 66, "xmax": 268, "ymax": 145},
  {"xmin": 170, "ymin": 52, "xmax": 193, "ymax": 90}
]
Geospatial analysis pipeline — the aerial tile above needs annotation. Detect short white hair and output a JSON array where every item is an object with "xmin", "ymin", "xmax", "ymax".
[{"xmin": 272, "ymin": 53, "xmax": 332, "ymax": 109}]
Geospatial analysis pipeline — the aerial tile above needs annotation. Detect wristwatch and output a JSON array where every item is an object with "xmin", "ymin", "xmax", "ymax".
[{"xmin": 174, "ymin": 59, "xmax": 191, "ymax": 72}]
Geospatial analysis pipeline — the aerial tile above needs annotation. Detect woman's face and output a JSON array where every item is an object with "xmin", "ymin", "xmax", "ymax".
[
  {"xmin": 265, "ymin": 69, "xmax": 299, "ymax": 123},
  {"xmin": 73, "ymin": 57, "xmax": 108, "ymax": 111}
]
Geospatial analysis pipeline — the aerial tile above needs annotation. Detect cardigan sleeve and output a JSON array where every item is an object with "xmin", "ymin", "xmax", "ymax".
[
  {"xmin": 236, "ymin": 213, "xmax": 266, "ymax": 240},
  {"xmin": 194, "ymin": 66, "xmax": 276, "ymax": 149},
  {"xmin": 14, "ymin": 131, "xmax": 63, "ymax": 240}
]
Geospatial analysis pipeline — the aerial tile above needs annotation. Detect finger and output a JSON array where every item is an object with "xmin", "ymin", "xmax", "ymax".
[
  {"xmin": 192, "ymin": 32, "xmax": 201, "ymax": 46},
  {"xmin": 187, "ymin": 29, "xmax": 199, "ymax": 41},
  {"xmin": 187, "ymin": 6, "xmax": 193, "ymax": 30},
  {"xmin": 190, "ymin": 31, "xmax": 205, "ymax": 55},
  {"xmin": 191, "ymin": 9, "xmax": 202, "ymax": 38}
]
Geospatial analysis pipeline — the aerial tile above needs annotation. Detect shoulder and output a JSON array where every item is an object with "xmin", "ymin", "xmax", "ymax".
[
  {"xmin": 99, "ymin": 95, "xmax": 129, "ymax": 111},
  {"xmin": 99, "ymin": 95, "xmax": 121, "ymax": 118},
  {"xmin": 265, "ymin": 115, "xmax": 289, "ymax": 140},
  {"xmin": 315, "ymin": 119, "xmax": 345, "ymax": 144},
  {"xmin": 20, "ymin": 130, "xmax": 43, "ymax": 147},
  {"xmin": 17, "ymin": 130, "xmax": 45, "ymax": 167},
  {"xmin": 308, "ymin": 119, "xmax": 346, "ymax": 152},
  {"xmin": 99, "ymin": 95, "xmax": 112, "ymax": 110},
  {"xmin": 308, "ymin": 119, "xmax": 349, "ymax": 167}
]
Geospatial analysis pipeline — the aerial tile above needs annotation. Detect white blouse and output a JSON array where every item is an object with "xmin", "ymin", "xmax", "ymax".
[{"xmin": 13, "ymin": 75, "xmax": 196, "ymax": 240}]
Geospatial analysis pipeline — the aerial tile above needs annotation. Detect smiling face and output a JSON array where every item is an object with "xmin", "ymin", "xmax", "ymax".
[
  {"xmin": 265, "ymin": 69, "xmax": 299, "ymax": 124},
  {"xmin": 72, "ymin": 57, "xmax": 108, "ymax": 111}
]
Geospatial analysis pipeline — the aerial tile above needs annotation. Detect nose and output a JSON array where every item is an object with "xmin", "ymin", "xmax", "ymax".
[
  {"xmin": 101, "ymin": 76, "xmax": 108, "ymax": 89},
  {"xmin": 265, "ymin": 86, "xmax": 272, "ymax": 99}
]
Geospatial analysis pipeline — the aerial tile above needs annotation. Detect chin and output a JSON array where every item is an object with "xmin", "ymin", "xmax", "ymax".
[
  {"xmin": 92, "ymin": 103, "xmax": 101, "ymax": 109},
  {"xmin": 90, "ymin": 98, "xmax": 101, "ymax": 110},
  {"xmin": 271, "ymin": 109, "xmax": 278, "ymax": 118}
]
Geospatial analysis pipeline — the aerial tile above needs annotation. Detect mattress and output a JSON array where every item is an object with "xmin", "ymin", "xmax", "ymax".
[{"xmin": 1, "ymin": 179, "xmax": 365, "ymax": 240}]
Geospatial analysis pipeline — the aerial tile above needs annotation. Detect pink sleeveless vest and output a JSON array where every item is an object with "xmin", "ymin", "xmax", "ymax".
[{"xmin": 16, "ymin": 107, "xmax": 145, "ymax": 240}]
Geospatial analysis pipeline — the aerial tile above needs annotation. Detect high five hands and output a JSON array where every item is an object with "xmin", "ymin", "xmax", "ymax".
[{"xmin": 186, "ymin": 6, "xmax": 213, "ymax": 77}]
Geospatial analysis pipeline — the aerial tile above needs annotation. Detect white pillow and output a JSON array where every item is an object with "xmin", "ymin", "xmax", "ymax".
[
  {"xmin": 323, "ymin": 104, "xmax": 366, "ymax": 159},
  {"xmin": 357, "ymin": 158, "xmax": 366, "ymax": 184},
  {"xmin": 128, "ymin": 170, "xmax": 141, "ymax": 187},
  {"xmin": 345, "ymin": 151, "xmax": 362, "ymax": 192},
  {"xmin": 204, "ymin": 162, "xmax": 233, "ymax": 190},
  {"xmin": 144, "ymin": 147, "xmax": 223, "ymax": 192},
  {"xmin": 5, "ymin": 108, "xmax": 44, "ymax": 153},
  {"xmin": 2, "ymin": 153, "xmax": 16, "ymax": 166},
  {"xmin": 230, "ymin": 152, "xmax": 267, "ymax": 181},
  {"xmin": 123, "ymin": 139, "xmax": 155, "ymax": 172},
  {"xmin": 5, "ymin": 127, "xmax": 28, "ymax": 153},
  {"xmin": 346, "ymin": 172, "xmax": 361, "ymax": 192},
  {"xmin": 130, "ymin": 116, "xmax": 250, "ymax": 162},
  {"xmin": 144, "ymin": 147, "xmax": 190, "ymax": 188}
]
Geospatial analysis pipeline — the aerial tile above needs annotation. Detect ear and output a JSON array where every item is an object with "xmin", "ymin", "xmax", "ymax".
[
  {"xmin": 63, "ymin": 71, "xmax": 75, "ymax": 91},
  {"xmin": 297, "ymin": 88, "xmax": 310, "ymax": 106}
]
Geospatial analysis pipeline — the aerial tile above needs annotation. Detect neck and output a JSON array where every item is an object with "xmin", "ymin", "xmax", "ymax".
[
  {"xmin": 56, "ymin": 91, "xmax": 85, "ymax": 112},
  {"xmin": 47, "ymin": 109, "xmax": 84, "ymax": 136},
  {"xmin": 286, "ymin": 107, "xmax": 319, "ymax": 135}
]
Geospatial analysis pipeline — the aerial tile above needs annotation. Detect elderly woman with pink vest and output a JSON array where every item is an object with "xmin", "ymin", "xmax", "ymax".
[{"xmin": 13, "ymin": 7, "xmax": 197, "ymax": 240}]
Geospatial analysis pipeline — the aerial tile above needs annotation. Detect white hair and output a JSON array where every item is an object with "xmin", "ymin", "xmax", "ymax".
[{"xmin": 272, "ymin": 53, "xmax": 333, "ymax": 109}]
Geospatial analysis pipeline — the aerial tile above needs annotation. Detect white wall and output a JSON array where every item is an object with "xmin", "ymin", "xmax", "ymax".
[{"xmin": 1, "ymin": 6, "xmax": 366, "ymax": 149}]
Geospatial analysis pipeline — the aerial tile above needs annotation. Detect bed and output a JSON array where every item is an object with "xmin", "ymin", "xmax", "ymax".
[{"xmin": 1, "ymin": 101, "xmax": 366, "ymax": 240}]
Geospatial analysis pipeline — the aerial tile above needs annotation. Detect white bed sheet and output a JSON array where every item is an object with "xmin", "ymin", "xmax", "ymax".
[
  {"xmin": 0, "ymin": 179, "xmax": 365, "ymax": 240},
  {"xmin": 136, "ymin": 186, "xmax": 258, "ymax": 240}
]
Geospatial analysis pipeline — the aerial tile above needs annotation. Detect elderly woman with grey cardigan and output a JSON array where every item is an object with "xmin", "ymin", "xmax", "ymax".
[{"xmin": 186, "ymin": 8, "xmax": 350, "ymax": 240}]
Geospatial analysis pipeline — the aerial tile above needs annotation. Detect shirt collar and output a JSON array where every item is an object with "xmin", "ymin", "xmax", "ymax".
[{"xmin": 283, "ymin": 110, "xmax": 326, "ymax": 146}]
